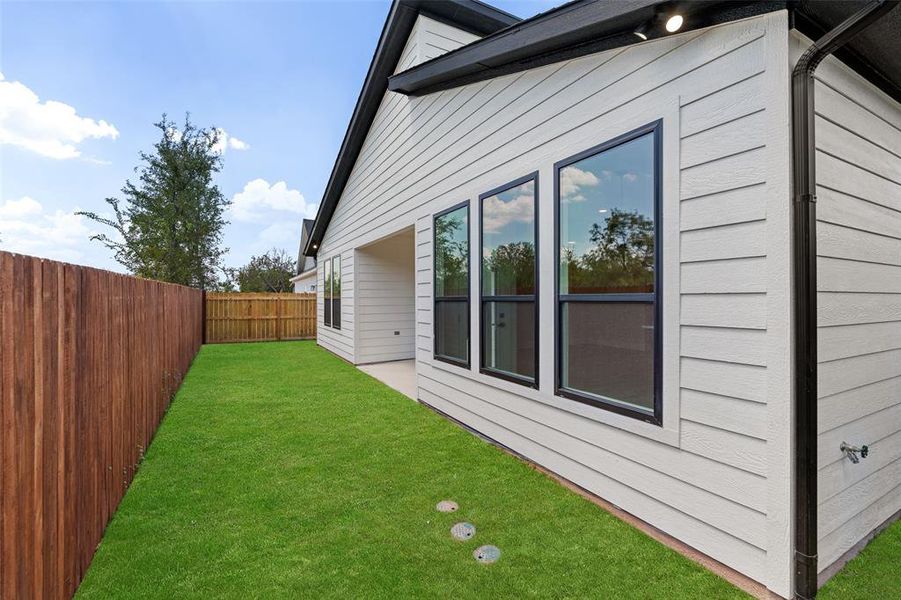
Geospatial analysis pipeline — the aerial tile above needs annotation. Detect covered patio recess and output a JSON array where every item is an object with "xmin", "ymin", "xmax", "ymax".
[{"xmin": 353, "ymin": 226, "xmax": 417, "ymax": 398}]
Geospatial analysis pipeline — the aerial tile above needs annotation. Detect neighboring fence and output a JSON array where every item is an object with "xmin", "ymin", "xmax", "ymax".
[
  {"xmin": 0, "ymin": 251, "xmax": 202, "ymax": 599},
  {"xmin": 205, "ymin": 292, "xmax": 316, "ymax": 343}
]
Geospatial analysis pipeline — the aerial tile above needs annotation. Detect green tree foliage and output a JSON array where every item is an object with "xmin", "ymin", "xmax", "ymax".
[
  {"xmin": 235, "ymin": 248, "xmax": 296, "ymax": 293},
  {"xmin": 209, "ymin": 274, "xmax": 238, "ymax": 293},
  {"xmin": 78, "ymin": 114, "xmax": 230, "ymax": 289},
  {"xmin": 434, "ymin": 211, "xmax": 468, "ymax": 295},
  {"xmin": 484, "ymin": 241, "xmax": 535, "ymax": 295},
  {"xmin": 563, "ymin": 208, "xmax": 654, "ymax": 293}
]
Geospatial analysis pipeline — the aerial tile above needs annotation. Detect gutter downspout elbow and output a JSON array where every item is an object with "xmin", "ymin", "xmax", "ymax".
[{"xmin": 791, "ymin": 2, "xmax": 899, "ymax": 599}]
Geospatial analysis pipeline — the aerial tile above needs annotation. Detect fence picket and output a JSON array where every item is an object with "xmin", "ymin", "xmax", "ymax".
[
  {"xmin": 0, "ymin": 251, "xmax": 202, "ymax": 598},
  {"xmin": 204, "ymin": 293, "xmax": 316, "ymax": 343}
]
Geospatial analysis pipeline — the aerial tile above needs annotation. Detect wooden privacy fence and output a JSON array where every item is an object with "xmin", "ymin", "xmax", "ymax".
[
  {"xmin": 0, "ymin": 251, "xmax": 203, "ymax": 599},
  {"xmin": 204, "ymin": 292, "xmax": 316, "ymax": 343}
]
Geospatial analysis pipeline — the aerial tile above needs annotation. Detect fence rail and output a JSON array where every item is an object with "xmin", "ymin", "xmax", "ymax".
[
  {"xmin": 205, "ymin": 292, "xmax": 316, "ymax": 343},
  {"xmin": 0, "ymin": 251, "xmax": 202, "ymax": 599}
]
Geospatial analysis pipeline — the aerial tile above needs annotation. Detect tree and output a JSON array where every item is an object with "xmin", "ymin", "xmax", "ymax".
[
  {"xmin": 484, "ymin": 241, "xmax": 535, "ymax": 294},
  {"xmin": 78, "ymin": 114, "xmax": 230, "ymax": 289},
  {"xmin": 565, "ymin": 208, "xmax": 654, "ymax": 293},
  {"xmin": 235, "ymin": 248, "xmax": 296, "ymax": 292},
  {"xmin": 434, "ymin": 212, "xmax": 468, "ymax": 294},
  {"xmin": 209, "ymin": 268, "xmax": 238, "ymax": 292}
]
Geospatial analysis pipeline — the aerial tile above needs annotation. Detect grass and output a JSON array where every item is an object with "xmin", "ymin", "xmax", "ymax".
[
  {"xmin": 74, "ymin": 341, "xmax": 894, "ymax": 598},
  {"xmin": 819, "ymin": 518, "xmax": 900, "ymax": 600}
]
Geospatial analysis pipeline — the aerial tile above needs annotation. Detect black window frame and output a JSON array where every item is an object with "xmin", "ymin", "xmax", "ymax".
[
  {"xmin": 332, "ymin": 255, "xmax": 341, "ymax": 331},
  {"xmin": 553, "ymin": 120, "xmax": 663, "ymax": 425},
  {"xmin": 323, "ymin": 259, "xmax": 332, "ymax": 328},
  {"xmin": 433, "ymin": 200, "xmax": 471, "ymax": 368},
  {"xmin": 479, "ymin": 172, "xmax": 540, "ymax": 389}
]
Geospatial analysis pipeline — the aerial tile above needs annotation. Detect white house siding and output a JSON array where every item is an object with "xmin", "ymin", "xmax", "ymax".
[
  {"xmin": 355, "ymin": 229, "xmax": 416, "ymax": 364},
  {"xmin": 317, "ymin": 250, "xmax": 354, "ymax": 363},
  {"xmin": 789, "ymin": 33, "xmax": 901, "ymax": 575},
  {"xmin": 292, "ymin": 269, "xmax": 316, "ymax": 293},
  {"xmin": 316, "ymin": 15, "xmax": 476, "ymax": 362},
  {"xmin": 318, "ymin": 13, "xmax": 793, "ymax": 595},
  {"xmin": 419, "ymin": 18, "xmax": 480, "ymax": 62}
]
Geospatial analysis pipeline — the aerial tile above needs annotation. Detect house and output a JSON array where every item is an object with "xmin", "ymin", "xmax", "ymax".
[
  {"xmin": 290, "ymin": 219, "xmax": 317, "ymax": 292},
  {"xmin": 302, "ymin": 1, "xmax": 901, "ymax": 597}
]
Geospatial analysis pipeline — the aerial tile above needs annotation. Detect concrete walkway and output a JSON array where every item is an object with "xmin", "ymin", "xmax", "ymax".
[{"xmin": 357, "ymin": 359, "xmax": 416, "ymax": 400}]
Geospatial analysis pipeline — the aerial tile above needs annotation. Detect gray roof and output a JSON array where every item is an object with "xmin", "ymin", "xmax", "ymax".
[{"xmin": 296, "ymin": 219, "xmax": 316, "ymax": 275}]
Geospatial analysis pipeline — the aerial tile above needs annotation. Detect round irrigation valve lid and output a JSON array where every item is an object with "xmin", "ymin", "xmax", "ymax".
[
  {"xmin": 450, "ymin": 522, "xmax": 476, "ymax": 541},
  {"xmin": 474, "ymin": 545, "xmax": 501, "ymax": 564},
  {"xmin": 436, "ymin": 500, "xmax": 459, "ymax": 513}
]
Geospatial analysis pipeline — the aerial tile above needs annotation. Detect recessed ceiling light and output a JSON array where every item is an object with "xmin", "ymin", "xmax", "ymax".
[{"xmin": 665, "ymin": 14, "xmax": 684, "ymax": 33}]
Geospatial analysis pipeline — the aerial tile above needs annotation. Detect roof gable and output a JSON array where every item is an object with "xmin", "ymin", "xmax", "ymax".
[
  {"xmin": 304, "ymin": 0, "xmax": 518, "ymax": 256},
  {"xmin": 296, "ymin": 219, "xmax": 316, "ymax": 275}
]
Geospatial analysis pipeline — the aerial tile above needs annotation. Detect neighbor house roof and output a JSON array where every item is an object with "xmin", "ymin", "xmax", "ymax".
[
  {"xmin": 295, "ymin": 218, "xmax": 316, "ymax": 276},
  {"xmin": 305, "ymin": 0, "xmax": 900, "ymax": 256},
  {"xmin": 303, "ymin": 0, "xmax": 519, "ymax": 257}
]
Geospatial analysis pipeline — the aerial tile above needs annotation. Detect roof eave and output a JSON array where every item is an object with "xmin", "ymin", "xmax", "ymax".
[{"xmin": 389, "ymin": 0, "xmax": 790, "ymax": 96}]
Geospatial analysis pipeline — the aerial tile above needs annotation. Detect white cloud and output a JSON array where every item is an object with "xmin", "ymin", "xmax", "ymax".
[
  {"xmin": 167, "ymin": 125, "xmax": 248, "ymax": 154},
  {"xmin": 230, "ymin": 178, "xmax": 316, "ymax": 223},
  {"xmin": 482, "ymin": 191, "xmax": 535, "ymax": 233},
  {"xmin": 226, "ymin": 135, "xmax": 249, "ymax": 151},
  {"xmin": 0, "ymin": 196, "xmax": 43, "ymax": 219},
  {"xmin": 0, "ymin": 72, "xmax": 119, "ymax": 159},
  {"xmin": 560, "ymin": 166, "xmax": 599, "ymax": 203},
  {"xmin": 166, "ymin": 126, "xmax": 183, "ymax": 143},
  {"xmin": 210, "ymin": 128, "xmax": 249, "ymax": 154},
  {"xmin": 0, "ymin": 196, "xmax": 94, "ymax": 262}
]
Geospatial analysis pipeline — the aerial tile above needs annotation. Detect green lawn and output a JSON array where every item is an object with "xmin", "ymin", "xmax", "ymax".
[
  {"xmin": 75, "ymin": 341, "xmax": 894, "ymax": 598},
  {"xmin": 819, "ymin": 518, "xmax": 901, "ymax": 600}
]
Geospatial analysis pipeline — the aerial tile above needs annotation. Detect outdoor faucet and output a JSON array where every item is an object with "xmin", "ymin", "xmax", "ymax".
[{"xmin": 840, "ymin": 442, "xmax": 869, "ymax": 464}]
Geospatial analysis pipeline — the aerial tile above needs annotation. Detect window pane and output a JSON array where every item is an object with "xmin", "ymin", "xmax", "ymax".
[
  {"xmin": 562, "ymin": 302, "xmax": 654, "ymax": 411},
  {"xmin": 435, "ymin": 206, "xmax": 469, "ymax": 297},
  {"xmin": 435, "ymin": 301, "xmax": 468, "ymax": 362},
  {"xmin": 333, "ymin": 256, "xmax": 341, "ymax": 299},
  {"xmin": 332, "ymin": 256, "xmax": 341, "ymax": 329},
  {"xmin": 323, "ymin": 260, "xmax": 332, "ymax": 327},
  {"xmin": 482, "ymin": 301, "xmax": 535, "ymax": 380},
  {"xmin": 559, "ymin": 133, "xmax": 655, "ymax": 295},
  {"xmin": 482, "ymin": 180, "xmax": 535, "ymax": 296}
]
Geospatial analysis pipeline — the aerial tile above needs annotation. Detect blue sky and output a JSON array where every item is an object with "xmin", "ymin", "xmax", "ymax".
[{"xmin": 0, "ymin": 0, "xmax": 559, "ymax": 274}]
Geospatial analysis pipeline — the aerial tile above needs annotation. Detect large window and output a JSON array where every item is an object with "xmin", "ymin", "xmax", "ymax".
[
  {"xmin": 555, "ymin": 121, "xmax": 661, "ymax": 423},
  {"xmin": 433, "ymin": 202, "xmax": 470, "ymax": 366},
  {"xmin": 323, "ymin": 255, "xmax": 341, "ymax": 329},
  {"xmin": 480, "ymin": 174, "xmax": 538, "ymax": 387}
]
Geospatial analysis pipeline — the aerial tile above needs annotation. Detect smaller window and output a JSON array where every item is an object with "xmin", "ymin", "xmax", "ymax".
[
  {"xmin": 434, "ymin": 202, "xmax": 470, "ymax": 366},
  {"xmin": 480, "ymin": 173, "xmax": 539, "ymax": 387},
  {"xmin": 323, "ymin": 260, "xmax": 332, "ymax": 328},
  {"xmin": 332, "ymin": 255, "xmax": 341, "ymax": 330}
]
